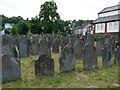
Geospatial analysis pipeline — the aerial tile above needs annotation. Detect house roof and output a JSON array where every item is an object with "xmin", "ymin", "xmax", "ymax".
[
  {"xmin": 92, "ymin": 14, "xmax": 120, "ymax": 24},
  {"xmin": 98, "ymin": 5, "xmax": 120, "ymax": 14}
]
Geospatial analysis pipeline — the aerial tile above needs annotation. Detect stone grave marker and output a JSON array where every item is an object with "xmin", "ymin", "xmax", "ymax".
[
  {"xmin": 59, "ymin": 42, "xmax": 76, "ymax": 73},
  {"xmin": 82, "ymin": 42, "xmax": 98, "ymax": 70},
  {"xmin": 52, "ymin": 38, "xmax": 60, "ymax": 53},
  {"xmin": 19, "ymin": 36, "xmax": 28, "ymax": 58},
  {"xmin": 35, "ymin": 54, "xmax": 54, "ymax": 76},
  {"xmin": 73, "ymin": 37, "xmax": 84, "ymax": 60},
  {"xmin": 116, "ymin": 46, "xmax": 120, "ymax": 65},
  {"xmin": 2, "ymin": 35, "xmax": 21, "ymax": 82},
  {"xmin": 102, "ymin": 39, "xmax": 113, "ymax": 67},
  {"xmin": 38, "ymin": 37, "xmax": 51, "ymax": 58}
]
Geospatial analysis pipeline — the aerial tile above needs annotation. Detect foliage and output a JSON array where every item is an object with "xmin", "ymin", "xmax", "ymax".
[
  {"xmin": 17, "ymin": 20, "xmax": 30, "ymax": 35},
  {"xmin": 30, "ymin": 16, "xmax": 43, "ymax": 34},
  {"xmin": 0, "ymin": 14, "xmax": 24, "ymax": 28},
  {"xmin": 10, "ymin": 25, "xmax": 19, "ymax": 35},
  {"xmin": 39, "ymin": 0, "xmax": 60, "ymax": 34}
]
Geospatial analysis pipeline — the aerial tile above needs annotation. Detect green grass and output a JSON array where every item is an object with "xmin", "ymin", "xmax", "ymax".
[{"xmin": 2, "ymin": 52, "xmax": 119, "ymax": 88}]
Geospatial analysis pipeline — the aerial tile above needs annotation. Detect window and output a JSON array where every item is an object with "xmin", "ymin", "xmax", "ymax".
[
  {"xmin": 109, "ymin": 22, "xmax": 118, "ymax": 29},
  {"xmin": 114, "ymin": 21, "xmax": 118, "ymax": 28},
  {"xmin": 97, "ymin": 23, "xmax": 103, "ymax": 30},
  {"xmin": 96, "ymin": 23, "xmax": 105, "ymax": 33}
]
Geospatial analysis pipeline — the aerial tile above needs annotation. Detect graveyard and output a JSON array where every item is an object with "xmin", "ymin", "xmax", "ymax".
[
  {"xmin": 1, "ymin": 0, "xmax": 120, "ymax": 89},
  {"xmin": 1, "ymin": 34, "xmax": 119, "ymax": 88}
]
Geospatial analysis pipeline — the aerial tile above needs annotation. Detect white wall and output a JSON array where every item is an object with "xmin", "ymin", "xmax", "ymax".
[
  {"xmin": 99, "ymin": 10, "xmax": 118, "ymax": 17},
  {"xmin": 5, "ymin": 23, "xmax": 14, "ymax": 29},
  {"xmin": 95, "ymin": 23, "xmax": 105, "ymax": 33},
  {"xmin": 107, "ymin": 21, "xmax": 119, "ymax": 32}
]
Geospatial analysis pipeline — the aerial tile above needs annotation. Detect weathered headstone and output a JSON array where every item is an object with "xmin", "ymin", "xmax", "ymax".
[
  {"xmin": 38, "ymin": 37, "xmax": 51, "ymax": 58},
  {"xmin": 31, "ymin": 36, "xmax": 39, "ymax": 55},
  {"xmin": 52, "ymin": 38, "xmax": 60, "ymax": 53},
  {"xmin": 102, "ymin": 39, "xmax": 113, "ymax": 67},
  {"xmin": 116, "ymin": 46, "xmax": 120, "ymax": 65},
  {"xmin": 82, "ymin": 42, "xmax": 98, "ymax": 70},
  {"xmin": 48, "ymin": 36, "xmax": 53, "ymax": 48},
  {"xmin": 2, "ymin": 35, "xmax": 21, "ymax": 82},
  {"xmin": 60, "ymin": 37, "xmax": 69, "ymax": 52},
  {"xmin": 59, "ymin": 42, "xmax": 76, "ymax": 73},
  {"xmin": 35, "ymin": 54, "xmax": 54, "ymax": 76},
  {"xmin": 19, "ymin": 36, "xmax": 29, "ymax": 58},
  {"xmin": 26, "ymin": 36, "xmax": 33, "ymax": 56},
  {"xmin": 96, "ymin": 36, "xmax": 105, "ymax": 56},
  {"xmin": 73, "ymin": 37, "xmax": 84, "ymax": 60}
]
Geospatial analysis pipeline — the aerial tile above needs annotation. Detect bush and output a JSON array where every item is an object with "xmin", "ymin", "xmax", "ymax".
[{"xmin": 10, "ymin": 25, "xmax": 19, "ymax": 35}]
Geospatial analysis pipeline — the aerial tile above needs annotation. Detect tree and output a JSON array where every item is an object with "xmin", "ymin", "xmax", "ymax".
[
  {"xmin": 17, "ymin": 20, "xmax": 29, "ymax": 35},
  {"xmin": 10, "ymin": 25, "xmax": 19, "ymax": 35},
  {"xmin": 39, "ymin": 0, "xmax": 60, "ymax": 34},
  {"xmin": 30, "ymin": 16, "xmax": 43, "ymax": 34}
]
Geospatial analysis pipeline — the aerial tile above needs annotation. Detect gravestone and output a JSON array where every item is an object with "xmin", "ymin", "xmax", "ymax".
[
  {"xmin": 85, "ymin": 34, "xmax": 94, "ymax": 44},
  {"xmin": 27, "ymin": 36, "xmax": 33, "ymax": 56},
  {"xmin": 52, "ymin": 38, "xmax": 60, "ymax": 53},
  {"xmin": 73, "ymin": 37, "xmax": 84, "ymax": 60},
  {"xmin": 31, "ymin": 36, "xmax": 39, "ymax": 55},
  {"xmin": 59, "ymin": 42, "xmax": 76, "ymax": 73},
  {"xmin": 116, "ymin": 46, "xmax": 120, "ymax": 65},
  {"xmin": 38, "ymin": 37, "xmax": 51, "ymax": 58},
  {"xmin": 35, "ymin": 54, "xmax": 54, "ymax": 76},
  {"xmin": 82, "ymin": 42, "xmax": 98, "ymax": 70},
  {"xmin": 96, "ymin": 36, "xmax": 105, "ymax": 56},
  {"xmin": 48, "ymin": 36, "xmax": 53, "ymax": 48},
  {"xmin": 60, "ymin": 37, "xmax": 69, "ymax": 52},
  {"xmin": 2, "ymin": 35, "xmax": 21, "ymax": 82},
  {"xmin": 102, "ymin": 39, "xmax": 113, "ymax": 67},
  {"xmin": 19, "ymin": 36, "xmax": 28, "ymax": 58}
]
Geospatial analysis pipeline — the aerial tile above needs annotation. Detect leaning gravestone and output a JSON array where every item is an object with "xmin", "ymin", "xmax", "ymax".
[
  {"xmin": 102, "ymin": 39, "xmax": 113, "ymax": 67},
  {"xmin": 38, "ymin": 37, "xmax": 51, "ymax": 58},
  {"xmin": 2, "ymin": 34, "xmax": 21, "ymax": 82},
  {"xmin": 82, "ymin": 42, "xmax": 98, "ymax": 70},
  {"xmin": 59, "ymin": 42, "xmax": 76, "ymax": 73},
  {"xmin": 60, "ymin": 37, "xmax": 69, "ymax": 52},
  {"xmin": 34, "ymin": 54, "xmax": 54, "ymax": 76}
]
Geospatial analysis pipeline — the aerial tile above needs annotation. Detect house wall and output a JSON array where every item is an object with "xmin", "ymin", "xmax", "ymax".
[
  {"xmin": 99, "ymin": 10, "xmax": 118, "ymax": 17},
  {"xmin": 5, "ymin": 23, "xmax": 14, "ymax": 29},
  {"xmin": 94, "ymin": 21, "xmax": 119, "ymax": 34}
]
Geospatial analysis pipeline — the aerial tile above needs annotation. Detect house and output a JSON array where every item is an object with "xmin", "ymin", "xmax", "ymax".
[
  {"xmin": 4, "ymin": 23, "xmax": 14, "ymax": 30},
  {"xmin": 92, "ymin": 4, "xmax": 120, "ymax": 34},
  {"xmin": 71, "ymin": 24, "xmax": 92, "ymax": 35}
]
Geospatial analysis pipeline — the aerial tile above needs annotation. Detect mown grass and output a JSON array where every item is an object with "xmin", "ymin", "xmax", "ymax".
[{"xmin": 2, "ymin": 51, "xmax": 119, "ymax": 88}]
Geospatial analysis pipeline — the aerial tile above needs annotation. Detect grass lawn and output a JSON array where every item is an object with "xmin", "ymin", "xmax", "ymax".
[{"xmin": 2, "ymin": 51, "xmax": 119, "ymax": 88}]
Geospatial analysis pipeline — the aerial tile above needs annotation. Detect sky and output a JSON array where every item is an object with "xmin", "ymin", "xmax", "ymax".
[{"xmin": 0, "ymin": 0, "xmax": 120, "ymax": 20}]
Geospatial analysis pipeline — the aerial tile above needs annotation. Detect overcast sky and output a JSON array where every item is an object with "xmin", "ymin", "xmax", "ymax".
[{"xmin": 0, "ymin": 0, "xmax": 120, "ymax": 20}]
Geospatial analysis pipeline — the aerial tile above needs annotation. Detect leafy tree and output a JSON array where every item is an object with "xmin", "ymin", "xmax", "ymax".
[
  {"xmin": 74, "ymin": 19, "xmax": 84, "ymax": 28},
  {"xmin": 30, "ymin": 16, "xmax": 43, "ymax": 34},
  {"xmin": 17, "ymin": 20, "xmax": 29, "ymax": 35},
  {"xmin": 39, "ymin": 0, "xmax": 60, "ymax": 33},
  {"xmin": 10, "ymin": 25, "xmax": 19, "ymax": 35}
]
